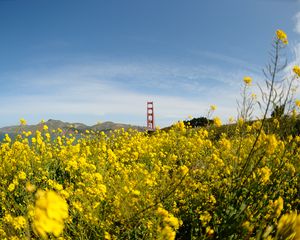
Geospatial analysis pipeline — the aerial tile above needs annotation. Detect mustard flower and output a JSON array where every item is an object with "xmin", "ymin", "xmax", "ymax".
[
  {"xmin": 258, "ymin": 167, "xmax": 271, "ymax": 184},
  {"xmin": 213, "ymin": 117, "xmax": 222, "ymax": 127},
  {"xmin": 104, "ymin": 232, "xmax": 111, "ymax": 240},
  {"xmin": 243, "ymin": 76, "xmax": 252, "ymax": 85},
  {"xmin": 8, "ymin": 183, "xmax": 15, "ymax": 192},
  {"xmin": 274, "ymin": 196, "xmax": 284, "ymax": 217},
  {"xmin": 158, "ymin": 225, "xmax": 176, "ymax": 240},
  {"xmin": 293, "ymin": 65, "xmax": 300, "ymax": 78},
  {"xmin": 26, "ymin": 182, "xmax": 36, "ymax": 192},
  {"xmin": 276, "ymin": 29, "xmax": 288, "ymax": 44},
  {"xmin": 33, "ymin": 190, "xmax": 68, "ymax": 238},
  {"xmin": 19, "ymin": 118, "xmax": 27, "ymax": 126},
  {"xmin": 277, "ymin": 212, "xmax": 300, "ymax": 239},
  {"xmin": 206, "ymin": 227, "xmax": 214, "ymax": 236},
  {"xmin": 18, "ymin": 171, "xmax": 26, "ymax": 180},
  {"xmin": 210, "ymin": 105, "xmax": 217, "ymax": 111},
  {"xmin": 13, "ymin": 216, "xmax": 26, "ymax": 230}
]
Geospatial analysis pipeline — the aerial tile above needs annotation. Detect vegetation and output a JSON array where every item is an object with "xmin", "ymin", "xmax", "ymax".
[{"xmin": 0, "ymin": 30, "xmax": 300, "ymax": 240}]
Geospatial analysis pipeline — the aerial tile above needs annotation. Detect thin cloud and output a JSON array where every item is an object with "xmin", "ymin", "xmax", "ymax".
[
  {"xmin": 0, "ymin": 60, "xmax": 261, "ymax": 127},
  {"xmin": 294, "ymin": 12, "xmax": 300, "ymax": 34}
]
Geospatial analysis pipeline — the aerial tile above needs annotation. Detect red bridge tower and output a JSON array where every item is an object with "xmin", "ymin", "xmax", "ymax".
[{"xmin": 147, "ymin": 101, "xmax": 155, "ymax": 131}]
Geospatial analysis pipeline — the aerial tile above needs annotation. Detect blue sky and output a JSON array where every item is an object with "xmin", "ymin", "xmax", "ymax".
[{"xmin": 0, "ymin": 0, "xmax": 300, "ymax": 127}]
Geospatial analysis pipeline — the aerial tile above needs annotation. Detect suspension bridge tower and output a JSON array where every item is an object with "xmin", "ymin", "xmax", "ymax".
[{"xmin": 147, "ymin": 101, "xmax": 155, "ymax": 131}]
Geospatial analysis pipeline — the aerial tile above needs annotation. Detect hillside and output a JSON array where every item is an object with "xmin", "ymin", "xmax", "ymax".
[{"xmin": 0, "ymin": 119, "xmax": 145, "ymax": 135}]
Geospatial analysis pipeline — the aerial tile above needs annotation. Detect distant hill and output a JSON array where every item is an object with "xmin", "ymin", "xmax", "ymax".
[{"xmin": 0, "ymin": 119, "xmax": 146, "ymax": 136}]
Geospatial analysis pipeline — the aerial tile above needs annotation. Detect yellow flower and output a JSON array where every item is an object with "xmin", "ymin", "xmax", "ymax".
[
  {"xmin": 276, "ymin": 29, "xmax": 288, "ymax": 44},
  {"xmin": 158, "ymin": 225, "xmax": 176, "ymax": 240},
  {"xmin": 210, "ymin": 105, "xmax": 217, "ymax": 111},
  {"xmin": 8, "ymin": 183, "xmax": 15, "ymax": 192},
  {"xmin": 33, "ymin": 190, "xmax": 68, "ymax": 238},
  {"xmin": 157, "ymin": 207, "xmax": 169, "ymax": 217},
  {"xmin": 258, "ymin": 166, "xmax": 271, "ymax": 184},
  {"xmin": 206, "ymin": 227, "xmax": 214, "ymax": 236},
  {"xmin": 43, "ymin": 125, "xmax": 48, "ymax": 131},
  {"xmin": 178, "ymin": 165, "xmax": 189, "ymax": 175},
  {"xmin": 266, "ymin": 134, "xmax": 278, "ymax": 154},
  {"xmin": 295, "ymin": 100, "xmax": 300, "ymax": 107},
  {"xmin": 4, "ymin": 133, "xmax": 11, "ymax": 142},
  {"xmin": 274, "ymin": 196, "xmax": 284, "ymax": 217},
  {"xmin": 19, "ymin": 118, "xmax": 27, "ymax": 126},
  {"xmin": 293, "ymin": 65, "xmax": 300, "ymax": 78},
  {"xmin": 243, "ymin": 76, "xmax": 252, "ymax": 85},
  {"xmin": 104, "ymin": 232, "xmax": 111, "ymax": 240},
  {"xmin": 213, "ymin": 117, "xmax": 222, "ymax": 127},
  {"xmin": 277, "ymin": 212, "xmax": 300, "ymax": 239},
  {"xmin": 18, "ymin": 171, "xmax": 26, "ymax": 180},
  {"xmin": 26, "ymin": 182, "xmax": 36, "ymax": 192},
  {"xmin": 251, "ymin": 93, "xmax": 257, "ymax": 99},
  {"xmin": 242, "ymin": 221, "xmax": 254, "ymax": 232},
  {"xmin": 13, "ymin": 216, "xmax": 26, "ymax": 230}
]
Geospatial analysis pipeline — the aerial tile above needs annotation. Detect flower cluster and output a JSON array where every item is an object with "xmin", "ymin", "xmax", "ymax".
[
  {"xmin": 293, "ymin": 65, "xmax": 300, "ymax": 78},
  {"xmin": 33, "ymin": 190, "xmax": 68, "ymax": 238},
  {"xmin": 276, "ymin": 29, "xmax": 288, "ymax": 44},
  {"xmin": 243, "ymin": 76, "xmax": 252, "ymax": 85}
]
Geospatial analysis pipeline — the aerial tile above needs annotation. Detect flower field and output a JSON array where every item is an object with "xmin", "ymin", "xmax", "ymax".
[
  {"xmin": 0, "ymin": 119, "xmax": 299, "ymax": 240},
  {"xmin": 0, "ymin": 30, "xmax": 300, "ymax": 240}
]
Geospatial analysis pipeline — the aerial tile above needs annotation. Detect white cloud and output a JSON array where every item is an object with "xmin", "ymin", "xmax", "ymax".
[
  {"xmin": 294, "ymin": 12, "xmax": 300, "ymax": 34},
  {"xmin": 0, "ymin": 60, "xmax": 262, "ymax": 127}
]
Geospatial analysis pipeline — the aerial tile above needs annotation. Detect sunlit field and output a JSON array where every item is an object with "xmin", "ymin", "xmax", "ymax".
[{"xmin": 0, "ymin": 30, "xmax": 299, "ymax": 240}]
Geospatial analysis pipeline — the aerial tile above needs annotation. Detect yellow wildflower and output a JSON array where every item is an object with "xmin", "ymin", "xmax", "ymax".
[
  {"xmin": 276, "ymin": 29, "xmax": 288, "ymax": 44},
  {"xmin": 19, "ymin": 118, "xmax": 27, "ymax": 126},
  {"xmin": 258, "ymin": 167, "xmax": 271, "ymax": 184},
  {"xmin": 213, "ymin": 117, "xmax": 222, "ymax": 127},
  {"xmin": 266, "ymin": 134, "xmax": 278, "ymax": 154},
  {"xmin": 26, "ymin": 182, "xmax": 36, "ymax": 192},
  {"xmin": 33, "ymin": 190, "xmax": 68, "ymax": 238},
  {"xmin": 18, "ymin": 171, "xmax": 26, "ymax": 180},
  {"xmin": 13, "ymin": 216, "xmax": 26, "ymax": 230},
  {"xmin": 277, "ymin": 212, "xmax": 300, "ymax": 239},
  {"xmin": 104, "ymin": 232, "xmax": 111, "ymax": 240},
  {"xmin": 4, "ymin": 133, "xmax": 11, "ymax": 142},
  {"xmin": 243, "ymin": 76, "xmax": 252, "ymax": 85},
  {"xmin": 242, "ymin": 221, "xmax": 254, "ymax": 232},
  {"xmin": 8, "ymin": 183, "xmax": 15, "ymax": 192},
  {"xmin": 210, "ymin": 105, "xmax": 217, "ymax": 111},
  {"xmin": 206, "ymin": 226, "xmax": 214, "ymax": 236},
  {"xmin": 178, "ymin": 165, "xmax": 189, "ymax": 175},
  {"xmin": 293, "ymin": 65, "xmax": 300, "ymax": 78},
  {"xmin": 200, "ymin": 211, "xmax": 212, "ymax": 226},
  {"xmin": 274, "ymin": 196, "xmax": 284, "ymax": 217},
  {"xmin": 157, "ymin": 225, "xmax": 176, "ymax": 240},
  {"xmin": 157, "ymin": 207, "xmax": 169, "ymax": 217}
]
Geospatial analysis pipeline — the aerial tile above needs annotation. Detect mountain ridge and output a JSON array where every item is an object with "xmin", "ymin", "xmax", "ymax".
[{"xmin": 0, "ymin": 119, "xmax": 146, "ymax": 134}]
